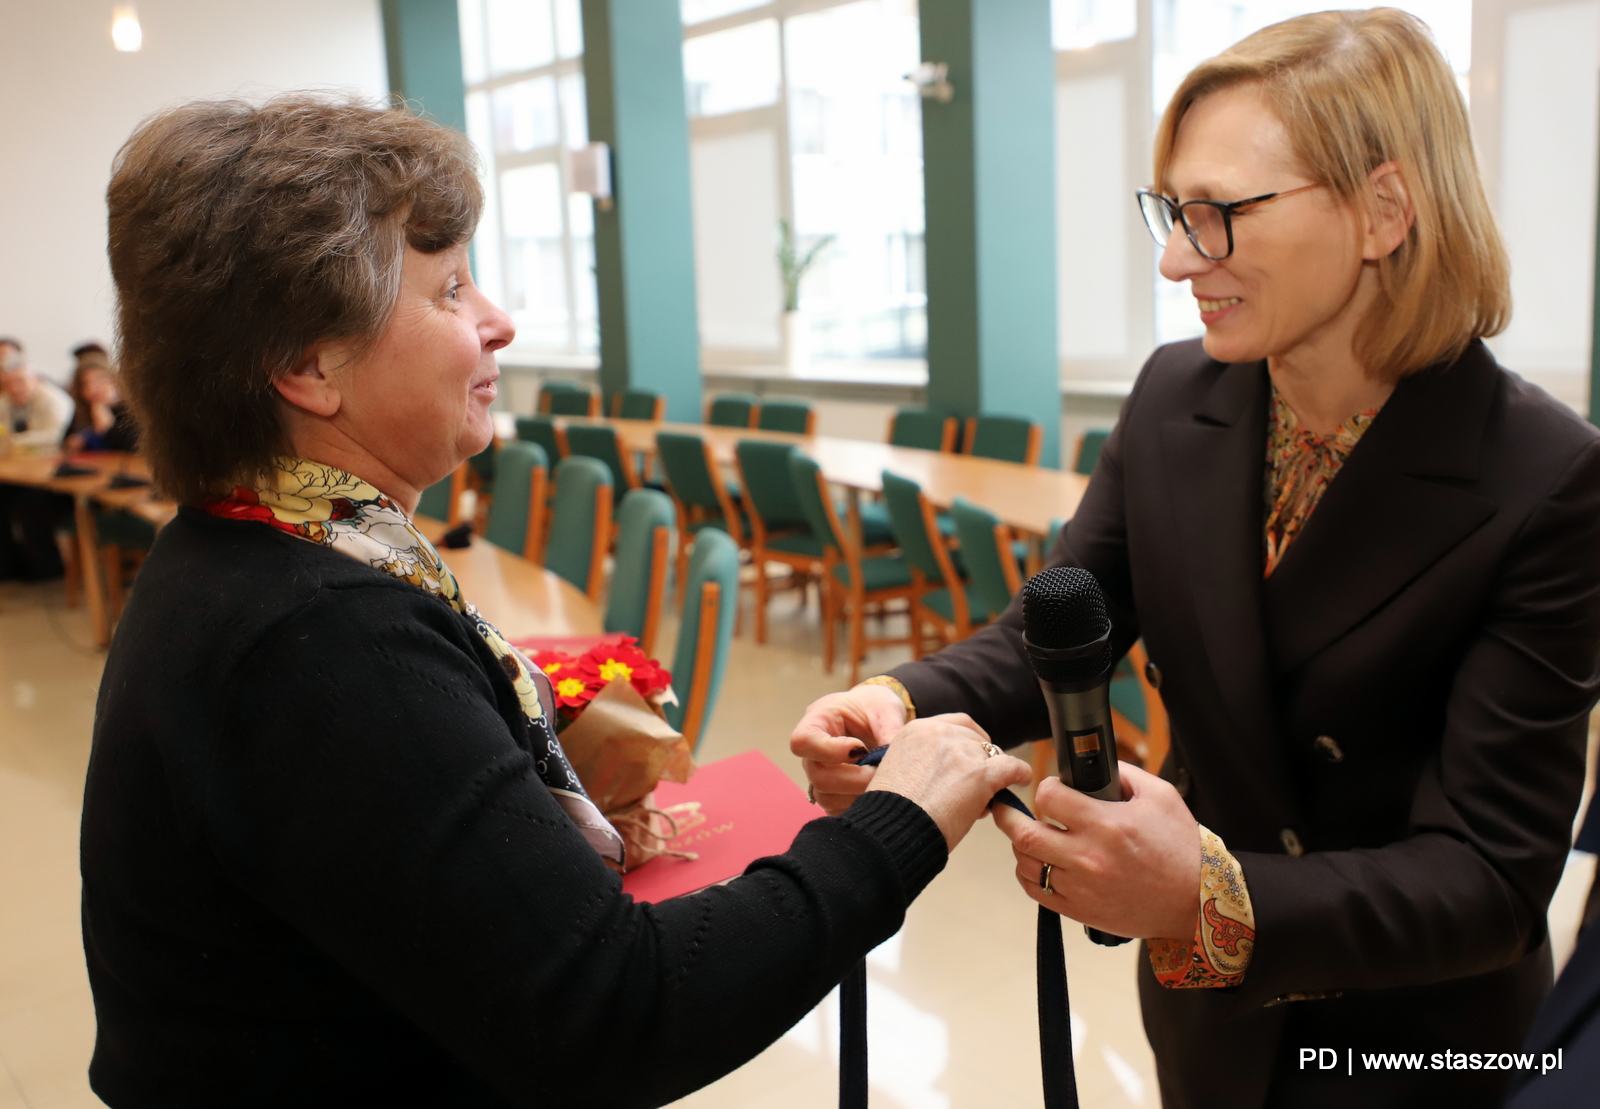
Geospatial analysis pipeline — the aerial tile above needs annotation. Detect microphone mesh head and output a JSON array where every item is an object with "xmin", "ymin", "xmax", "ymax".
[{"xmin": 1022, "ymin": 567, "xmax": 1109, "ymax": 649}]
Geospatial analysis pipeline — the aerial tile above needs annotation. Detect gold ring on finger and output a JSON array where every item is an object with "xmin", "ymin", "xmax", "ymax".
[
  {"xmin": 1040, "ymin": 863, "xmax": 1055, "ymax": 895},
  {"xmin": 982, "ymin": 743, "xmax": 1003, "ymax": 759}
]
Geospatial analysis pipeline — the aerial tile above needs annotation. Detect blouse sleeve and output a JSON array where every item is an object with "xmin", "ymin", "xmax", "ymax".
[{"xmin": 209, "ymin": 583, "xmax": 947, "ymax": 1108}]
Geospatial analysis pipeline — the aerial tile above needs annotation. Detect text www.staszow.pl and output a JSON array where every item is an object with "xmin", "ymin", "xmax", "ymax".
[{"xmin": 1300, "ymin": 1049, "xmax": 1564, "ymax": 1075}]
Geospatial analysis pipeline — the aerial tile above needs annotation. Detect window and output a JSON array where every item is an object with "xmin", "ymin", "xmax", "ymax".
[{"xmin": 460, "ymin": 0, "xmax": 595, "ymax": 363}]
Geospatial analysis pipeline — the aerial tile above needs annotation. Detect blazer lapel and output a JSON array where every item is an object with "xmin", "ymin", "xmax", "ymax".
[
  {"xmin": 1162, "ymin": 361, "xmax": 1301, "ymax": 829},
  {"xmin": 1264, "ymin": 342, "xmax": 1499, "ymax": 675}
]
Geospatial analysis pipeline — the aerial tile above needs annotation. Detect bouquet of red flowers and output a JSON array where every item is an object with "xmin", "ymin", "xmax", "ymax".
[{"xmin": 525, "ymin": 637, "xmax": 694, "ymax": 871}]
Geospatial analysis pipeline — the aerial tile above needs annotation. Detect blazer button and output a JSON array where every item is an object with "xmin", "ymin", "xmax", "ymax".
[
  {"xmin": 1144, "ymin": 660, "xmax": 1163, "ymax": 690},
  {"xmin": 1280, "ymin": 828, "xmax": 1305, "ymax": 857},
  {"xmin": 1313, "ymin": 735, "xmax": 1344, "ymax": 764}
]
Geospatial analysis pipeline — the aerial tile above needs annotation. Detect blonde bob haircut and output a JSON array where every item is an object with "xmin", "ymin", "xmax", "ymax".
[{"xmin": 1152, "ymin": 8, "xmax": 1510, "ymax": 381}]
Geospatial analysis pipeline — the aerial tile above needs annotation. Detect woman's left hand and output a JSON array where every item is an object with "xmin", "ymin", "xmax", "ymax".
[{"xmin": 991, "ymin": 764, "xmax": 1201, "ymax": 941}]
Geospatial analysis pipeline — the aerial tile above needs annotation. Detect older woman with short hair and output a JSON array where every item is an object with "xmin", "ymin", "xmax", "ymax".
[
  {"xmin": 81, "ymin": 94, "xmax": 1031, "ymax": 1107},
  {"xmin": 793, "ymin": 11, "xmax": 1600, "ymax": 1108}
]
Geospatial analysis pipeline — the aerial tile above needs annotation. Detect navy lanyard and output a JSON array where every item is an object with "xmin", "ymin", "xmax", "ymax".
[{"xmin": 837, "ymin": 756, "xmax": 1086, "ymax": 1109}]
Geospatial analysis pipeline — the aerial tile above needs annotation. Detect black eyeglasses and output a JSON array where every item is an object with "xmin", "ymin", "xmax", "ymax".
[{"xmin": 1136, "ymin": 183, "xmax": 1324, "ymax": 260}]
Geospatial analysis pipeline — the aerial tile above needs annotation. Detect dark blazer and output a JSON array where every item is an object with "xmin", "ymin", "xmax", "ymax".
[
  {"xmin": 891, "ymin": 339, "xmax": 1600, "ymax": 1109},
  {"xmin": 1506, "ymin": 915, "xmax": 1600, "ymax": 1108}
]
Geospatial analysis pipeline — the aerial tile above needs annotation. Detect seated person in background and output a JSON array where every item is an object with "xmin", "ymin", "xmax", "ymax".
[
  {"xmin": 0, "ymin": 339, "xmax": 74, "ymax": 447},
  {"xmin": 0, "ymin": 340, "xmax": 75, "ymax": 579},
  {"xmin": 64, "ymin": 357, "xmax": 138, "ymax": 453}
]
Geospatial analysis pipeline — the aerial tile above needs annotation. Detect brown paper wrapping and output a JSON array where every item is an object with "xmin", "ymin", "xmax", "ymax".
[{"xmin": 557, "ymin": 678, "xmax": 695, "ymax": 870}]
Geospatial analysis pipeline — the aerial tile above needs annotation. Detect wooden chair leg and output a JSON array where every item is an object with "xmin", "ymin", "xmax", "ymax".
[
  {"xmin": 753, "ymin": 552, "xmax": 769, "ymax": 644},
  {"xmin": 847, "ymin": 585, "xmax": 866, "ymax": 687},
  {"xmin": 101, "ymin": 545, "xmax": 125, "ymax": 624},
  {"xmin": 820, "ymin": 578, "xmax": 837, "ymax": 674},
  {"xmin": 1030, "ymin": 738, "xmax": 1054, "ymax": 791},
  {"xmin": 57, "ymin": 533, "xmax": 81, "ymax": 608}
]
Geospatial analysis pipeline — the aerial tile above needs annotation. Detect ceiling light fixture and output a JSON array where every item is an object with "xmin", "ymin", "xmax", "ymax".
[{"xmin": 111, "ymin": 4, "xmax": 142, "ymax": 52}]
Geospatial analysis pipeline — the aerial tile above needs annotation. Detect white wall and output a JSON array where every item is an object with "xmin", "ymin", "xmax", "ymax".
[{"xmin": 0, "ymin": 0, "xmax": 387, "ymax": 383}]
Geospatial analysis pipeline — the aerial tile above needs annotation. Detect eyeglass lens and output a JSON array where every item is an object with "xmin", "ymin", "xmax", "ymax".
[{"xmin": 1138, "ymin": 193, "xmax": 1231, "ymax": 260}]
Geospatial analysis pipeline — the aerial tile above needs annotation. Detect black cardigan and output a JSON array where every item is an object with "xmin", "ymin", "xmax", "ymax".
[
  {"xmin": 81, "ymin": 509, "xmax": 947, "ymax": 1107},
  {"xmin": 890, "ymin": 340, "xmax": 1600, "ymax": 1109}
]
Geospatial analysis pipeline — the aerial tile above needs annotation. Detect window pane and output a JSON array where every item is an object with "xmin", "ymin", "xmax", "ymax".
[
  {"xmin": 501, "ymin": 163, "xmax": 570, "ymax": 348},
  {"xmin": 692, "ymin": 129, "xmax": 783, "ymax": 348},
  {"xmin": 560, "ymin": 72, "xmax": 588, "ymax": 149},
  {"xmin": 459, "ymin": 0, "xmax": 488, "ymax": 86},
  {"xmin": 1053, "ymin": 0, "xmax": 1136, "ymax": 51},
  {"xmin": 568, "ymin": 193, "xmax": 598, "ymax": 351},
  {"xmin": 553, "ymin": 0, "xmax": 583, "ymax": 58},
  {"xmin": 1057, "ymin": 74, "xmax": 1127, "ymax": 359},
  {"xmin": 681, "ymin": 0, "xmax": 767, "ymax": 25},
  {"xmin": 486, "ymin": 0, "xmax": 554, "ymax": 76},
  {"xmin": 786, "ymin": 1, "xmax": 925, "ymax": 360},
  {"xmin": 495, "ymin": 77, "xmax": 560, "ymax": 153},
  {"xmin": 684, "ymin": 20, "xmax": 780, "ymax": 117}
]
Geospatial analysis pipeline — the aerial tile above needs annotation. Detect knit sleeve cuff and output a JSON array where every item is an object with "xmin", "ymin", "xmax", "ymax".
[{"xmin": 836, "ymin": 789, "xmax": 948, "ymax": 903}]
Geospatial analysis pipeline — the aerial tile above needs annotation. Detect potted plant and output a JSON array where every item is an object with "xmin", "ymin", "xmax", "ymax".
[{"xmin": 777, "ymin": 219, "xmax": 834, "ymax": 373}]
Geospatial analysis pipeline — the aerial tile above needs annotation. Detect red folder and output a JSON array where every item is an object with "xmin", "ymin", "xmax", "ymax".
[{"xmin": 621, "ymin": 749, "xmax": 822, "ymax": 903}]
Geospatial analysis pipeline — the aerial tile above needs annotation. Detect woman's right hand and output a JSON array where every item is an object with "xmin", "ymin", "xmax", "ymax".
[
  {"xmin": 790, "ymin": 683, "xmax": 910, "ymax": 815},
  {"xmin": 866, "ymin": 715, "xmax": 1032, "ymax": 851}
]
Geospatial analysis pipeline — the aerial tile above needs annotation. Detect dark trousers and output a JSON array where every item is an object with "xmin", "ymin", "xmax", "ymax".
[{"xmin": 0, "ymin": 483, "xmax": 70, "ymax": 579}]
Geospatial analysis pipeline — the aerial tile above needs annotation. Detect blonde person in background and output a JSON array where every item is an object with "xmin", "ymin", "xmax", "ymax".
[
  {"xmin": 0, "ymin": 337, "xmax": 76, "ymax": 579},
  {"xmin": 792, "ymin": 11, "xmax": 1600, "ymax": 1109}
]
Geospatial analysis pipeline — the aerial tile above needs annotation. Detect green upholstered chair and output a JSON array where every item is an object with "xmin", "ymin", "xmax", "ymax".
[
  {"xmin": 466, "ymin": 442, "xmax": 497, "ymax": 505},
  {"xmin": 756, "ymin": 397, "xmax": 814, "ymax": 435},
  {"xmin": 546, "ymin": 388, "xmax": 600, "ymax": 417},
  {"xmin": 537, "ymin": 380, "xmax": 582, "ymax": 413},
  {"xmin": 545, "ymin": 456, "xmax": 613, "ymax": 600},
  {"xmin": 656, "ymin": 431, "xmax": 746, "ymax": 604},
  {"xmin": 706, "ymin": 392, "xmax": 759, "ymax": 428},
  {"xmin": 949, "ymin": 495, "xmax": 1023, "ymax": 622},
  {"xmin": 735, "ymin": 440, "xmax": 824, "ymax": 643},
  {"xmin": 483, "ymin": 441, "xmax": 548, "ymax": 560},
  {"xmin": 888, "ymin": 408, "xmax": 958, "ymax": 452},
  {"xmin": 788, "ymin": 451, "xmax": 915, "ymax": 684},
  {"xmin": 605, "ymin": 488, "xmax": 675, "ymax": 657},
  {"xmin": 664, "ymin": 527, "xmax": 741, "ymax": 753},
  {"xmin": 881, "ymin": 471, "xmax": 991, "ymax": 651},
  {"xmin": 415, "ymin": 464, "xmax": 466, "ymax": 524},
  {"xmin": 515, "ymin": 415, "xmax": 565, "ymax": 465},
  {"xmin": 962, "ymin": 414, "xmax": 1043, "ymax": 466},
  {"xmin": 563, "ymin": 423, "xmax": 639, "ymax": 494},
  {"xmin": 1074, "ymin": 428, "xmax": 1112, "ymax": 475},
  {"xmin": 610, "ymin": 389, "xmax": 666, "ymax": 421},
  {"xmin": 63, "ymin": 509, "xmax": 158, "ymax": 628},
  {"xmin": 1046, "ymin": 516, "xmax": 1065, "ymax": 557}
]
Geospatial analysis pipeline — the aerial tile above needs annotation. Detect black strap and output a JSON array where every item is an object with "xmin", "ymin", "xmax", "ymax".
[{"xmin": 837, "ymin": 787, "xmax": 1080, "ymax": 1108}]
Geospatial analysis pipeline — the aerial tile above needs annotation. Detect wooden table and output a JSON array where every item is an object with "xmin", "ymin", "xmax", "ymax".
[
  {"xmin": 415, "ymin": 515, "xmax": 601, "ymax": 640},
  {"xmin": 552, "ymin": 417, "xmax": 1087, "ymax": 537},
  {"xmin": 0, "ymin": 450, "xmax": 159, "ymax": 646}
]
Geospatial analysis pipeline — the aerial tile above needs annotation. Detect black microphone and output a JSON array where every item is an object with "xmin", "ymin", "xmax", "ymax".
[
  {"xmin": 1022, "ymin": 566, "xmax": 1123, "ymax": 802},
  {"xmin": 1022, "ymin": 566, "xmax": 1132, "ymax": 948}
]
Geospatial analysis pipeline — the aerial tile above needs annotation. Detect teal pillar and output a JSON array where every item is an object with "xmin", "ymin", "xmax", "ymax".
[
  {"xmin": 920, "ymin": 0, "xmax": 1060, "ymax": 465},
  {"xmin": 581, "ymin": 0, "xmax": 703, "ymax": 421},
  {"xmin": 381, "ymin": 0, "xmax": 467, "ymax": 133}
]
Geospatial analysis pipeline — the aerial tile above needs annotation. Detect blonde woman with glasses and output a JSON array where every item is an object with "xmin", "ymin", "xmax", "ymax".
[{"xmin": 792, "ymin": 10, "xmax": 1600, "ymax": 1107}]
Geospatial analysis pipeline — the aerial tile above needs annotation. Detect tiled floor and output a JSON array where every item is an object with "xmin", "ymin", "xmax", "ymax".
[{"xmin": 0, "ymin": 572, "xmax": 1594, "ymax": 1109}]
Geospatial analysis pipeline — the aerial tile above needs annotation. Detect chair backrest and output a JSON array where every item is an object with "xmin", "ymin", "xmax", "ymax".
[
  {"xmin": 545, "ymin": 456, "xmax": 613, "ymax": 599},
  {"xmin": 467, "ymin": 441, "xmax": 497, "ymax": 483},
  {"xmin": 613, "ymin": 389, "xmax": 665, "ymax": 421},
  {"xmin": 950, "ymin": 495, "xmax": 1021, "ymax": 617},
  {"xmin": 706, "ymin": 392, "xmax": 758, "ymax": 428},
  {"xmin": 605, "ymin": 488, "xmax": 675, "ymax": 656},
  {"xmin": 880, "ymin": 471, "xmax": 954, "ymax": 585},
  {"xmin": 1074, "ymin": 428, "xmax": 1111, "ymax": 475},
  {"xmin": 734, "ymin": 440, "xmax": 809, "ymax": 537},
  {"xmin": 888, "ymin": 408, "xmax": 957, "ymax": 452},
  {"xmin": 665, "ymin": 527, "xmax": 741, "ymax": 752},
  {"xmin": 657, "ymin": 431, "xmax": 742, "ymax": 543},
  {"xmin": 547, "ymin": 389, "xmax": 599, "ymax": 417},
  {"xmin": 756, "ymin": 397, "xmax": 814, "ymax": 435},
  {"xmin": 484, "ymin": 441, "xmax": 549, "ymax": 557},
  {"xmin": 515, "ymin": 415, "xmax": 565, "ymax": 465},
  {"xmin": 415, "ymin": 467, "xmax": 459, "ymax": 522},
  {"xmin": 787, "ymin": 451, "xmax": 849, "ymax": 558},
  {"xmin": 964, "ymin": 414, "xmax": 1042, "ymax": 466},
  {"xmin": 538, "ymin": 381, "xmax": 582, "ymax": 413},
  {"xmin": 563, "ymin": 424, "xmax": 637, "ymax": 491}
]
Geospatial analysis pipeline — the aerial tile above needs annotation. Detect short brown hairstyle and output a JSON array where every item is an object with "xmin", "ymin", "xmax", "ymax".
[
  {"xmin": 1153, "ymin": 8, "xmax": 1510, "ymax": 381},
  {"xmin": 108, "ymin": 93, "xmax": 482, "ymax": 504}
]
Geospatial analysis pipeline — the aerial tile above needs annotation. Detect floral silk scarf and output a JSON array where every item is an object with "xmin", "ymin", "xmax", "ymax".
[{"xmin": 206, "ymin": 459, "xmax": 625, "ymax": 865}]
